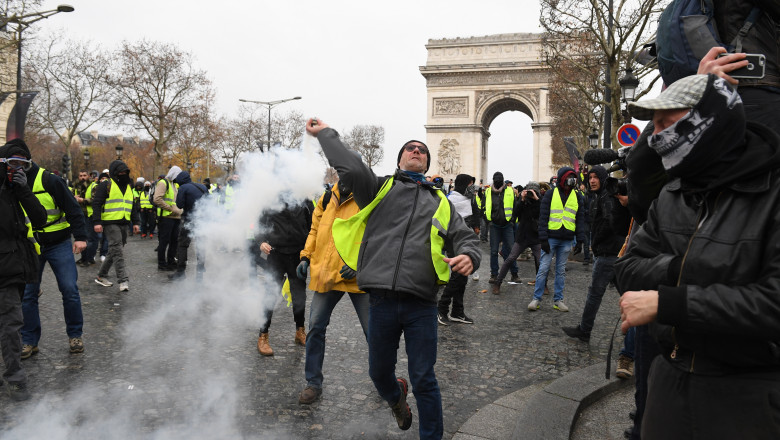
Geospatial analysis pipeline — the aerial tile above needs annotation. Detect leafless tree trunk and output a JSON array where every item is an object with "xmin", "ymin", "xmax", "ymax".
[{"xmin": 343, "ymin": 124, "xmax": 385, "ymax": 169}]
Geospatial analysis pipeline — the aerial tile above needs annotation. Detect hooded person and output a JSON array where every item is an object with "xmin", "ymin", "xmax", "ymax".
[
  {"xmin": 168, "ymin": 171, "xmax": 208, "ymax": 279},
  {"xmin": 0, "ymin": 141, "xmax": 47, "ymax": 401},
  {"xmin": 485, "ymin": 170, "xmax": 519, "ymax": 283},
  {"xmin": 15, "ymin": 138, "xmax": 90, "ymax": 360},
  {"xmin": 437, "ymin": 173, "xmax": 478, "ymax": 325},
  {"xmin": 615, "ymin": 74, "xmax": 780, "ymax": 440},
  {"xmin": 528, "ymin": 166, "xmax": 587, "ymax": 311},
  {"xmin": 154, "ymin": 166, "xmax": 183, "ymax": 271},
  {"xmin": 91, "ymin": 160, "xmax": 140, "ymax": 291},
  {"xmin": 138, "ymin": 180, "xmax": 156, "ymax": 238}
]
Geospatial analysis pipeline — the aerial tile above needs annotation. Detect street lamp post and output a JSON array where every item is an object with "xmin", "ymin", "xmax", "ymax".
[
  {"xmin": 618, "ymin": 67, "xmax": 640, "ymax": 124},
  {"xmin": 588, "ymin": 128, "xmax": 599, "ymax": 149},
  {"xmin": 2, "ymin": 5, "xmax": 74, "ymax": 141},
  {"xmin": 238, "ymin": 96, "xmax": 301, "ymax": 151},
  {"xmin": 115, "ymin": 144, "xmax": 124, "ymax": 160}
]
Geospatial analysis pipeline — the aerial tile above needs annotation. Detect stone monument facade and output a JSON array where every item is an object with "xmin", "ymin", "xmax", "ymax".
[{"xmin": 420, "ymin": 33, "xmax": 554, "ymax": 183}]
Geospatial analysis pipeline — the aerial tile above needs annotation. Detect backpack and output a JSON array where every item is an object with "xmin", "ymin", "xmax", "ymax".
[
  {"xmin": 656, "ymin": 0, "xmax": 762, "ymax": 85},
  {"xmin": 148, "ymin": 179, "xmax": 169, "ymax": 208}
]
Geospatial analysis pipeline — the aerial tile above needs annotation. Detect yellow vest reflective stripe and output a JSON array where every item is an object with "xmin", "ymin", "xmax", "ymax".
[
  {"xmin": 31, "ymin": 168, "xmax": 70, "ymax": 233},
  {"xmin": 475, "ymin": 194, "xmax": 483, "ymax": 210},
  {"xmin": 332, "ymin": 177, "xmax": 452, "ymax": 284},
  {"xmin": 139, "ymin": 191, "xmax": 153, "ymax": 209},
  {"xmin": 484, "ymin": 187, "xmax": 514, "ymax": 222},
  {"xmin": 548, "ymin": 187, "xmax": 578, "ymax": 232},
  {"xmin": 85, "ymin": 181, "xmax": 96, "ymax": 217},
  {"xmin": 20, "ymin": 207, "xmax": 41, "ymax": 255},
  {"xmin": 209, "ymin": 184, "xmax": 217, "ymax": 194},
  {"xmin": 160, "ymin": 180, "xmax": 177, "ymax": 217},
  {"xmin": 224, "ymin": 184, "xmax": 234, "ymax": 210},
  {"xmin": 101, "ymin": 181, "xmax": 133, "ymax": 221}
]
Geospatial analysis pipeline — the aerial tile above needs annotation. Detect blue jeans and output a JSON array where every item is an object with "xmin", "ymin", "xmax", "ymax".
[
  {"xmin": 578, "ymin": 255, "xmax": 617, "ymax": 333},
  {"xmin": 22, "ymin": 239, "xmax": 84, "ymax": 346},
  {"xmin": 489, "ymin": 223, "xmax": 517, "ymax": 276},
  {"xmin": 305, "ymin": 291, "xmax": 369, "ymax": 389},
  {"xmin": 83, "ymin": 217, "xmax": 99, "ymax": 262},
  {"xmin": 368, "ymin": 291, "xmax": 442, "ymax": 440},
  {"xmin": 532, "ymin": 237, "xmax": 573, "ymax": 302},
  {"xmin": 620, "ymin": 326, "xmax": 635, "ymax": 359}
]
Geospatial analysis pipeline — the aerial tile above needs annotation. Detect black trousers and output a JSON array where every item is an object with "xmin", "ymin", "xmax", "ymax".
[
  {"xmin": 176, "ymin": 224, "xmax": 204, "ymax": 273},
  {"xmin": 157, "ymin": 217, "xmax": 180, "ymax": 267},
  {"xmin": 259, "ymin": 251, "xmax": 306, "ymax": 334},
  {"xmin": 438, "ymin": 272, "xmax": 468, "ymax": 317}
]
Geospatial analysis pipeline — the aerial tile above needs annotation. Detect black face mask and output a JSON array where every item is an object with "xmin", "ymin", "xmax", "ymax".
[
  {"xmin": 117, "ymin": 174, "xmax": 131, "ymax": 186},
  {"xmin": 493, "ymin": 177, "xmax": 503, "ymax": 188},
  {"xmin": 337, "ymin": 180, "xmax": 351, "ymax": 197}
]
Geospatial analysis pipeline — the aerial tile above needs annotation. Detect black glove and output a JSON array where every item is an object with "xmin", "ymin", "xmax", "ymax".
[
  {"xmin": 541, "ymin": 240, "xmax": 550, "ymax": 254},
  {"xmin": 573, "ymin": 242, "xmax": 583, "ymax": 255},
  {"xmin": 11, "ymin": 168, "xmax": 26, "ymax": 187},
  {"xmin": 295, "ymin": 260, "xmax": 309, "ymax": 280},
  {"xmin": 339, "ymin": 264, "xmax": 357, "ymax": 280}
]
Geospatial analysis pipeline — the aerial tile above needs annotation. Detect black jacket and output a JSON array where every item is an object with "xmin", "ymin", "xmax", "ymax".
[
  {"xmin": 514, "ymin": 195, "xmax": 540, "ymax": 245},
  {"xmin": 26, "ymin": 163, "xmax": 88, "ymax": 247},
  {"xmin": 589, "ymin": 168, "xmax": 628, "ymax": 257},
  {"xmin": 173, "ymin": 171, "xmax": 208, "ymax": 222},
  {"xmin": 0, "ymin": 165, "xmax": 47, "ymax": 289},
  {"xmin": 257, "ymin": 201, "xmax": 312, "ymax": 255}
]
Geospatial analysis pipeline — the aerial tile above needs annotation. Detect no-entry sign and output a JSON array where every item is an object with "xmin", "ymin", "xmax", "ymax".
[{"xmin": 617, "ymin": 124, "xmax": 641, "ymax": 147}]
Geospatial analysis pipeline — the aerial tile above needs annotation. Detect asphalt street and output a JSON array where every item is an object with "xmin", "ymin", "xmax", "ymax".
[{"xmin": 0, "ymin": 236, "xmax": 627, "ymax": 439}]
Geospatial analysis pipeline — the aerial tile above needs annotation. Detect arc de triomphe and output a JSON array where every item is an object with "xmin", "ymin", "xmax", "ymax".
[{"xmin": 420, "ymin": 33, "xmax": 553, "ymax": 184}]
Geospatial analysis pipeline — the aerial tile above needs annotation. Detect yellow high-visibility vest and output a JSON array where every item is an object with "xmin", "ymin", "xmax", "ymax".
[
  {"xmin": 548, "ymin": 187, "xmax": 578, "ymax": 232},
  {"xmin": 485, "ymin": 186, "xmax": 514, "ymax": 222},
  {"xmin": 85, "ymin": 181, "xmax": 96, "ymax": 217},
  {"xmin": 31, "ymin": 168, "xmax": 70, "ymax": 233},
  {"xmin": 101, "ymin": 180, "xmax": 133, "ymax": 221},
  {"xmin": 139, "ymin": 190, "xmax": 153, "ymax": 209}
]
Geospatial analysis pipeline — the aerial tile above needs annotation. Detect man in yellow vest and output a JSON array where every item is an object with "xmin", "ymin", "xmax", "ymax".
[
  {"xmin": 295, "ymin": 179, "xmax": 368, "ymax": 404},
  {"xmin": 307, "ymin": 118, "xmax": 480, "ymax": 440},
  {"xmin": 0, "ymin": 141, "xmax": 47, "ymax": 401},
  {"xmin": 528, "ymin": 167, "xmax": 586, "ymax": 312},
  {"xmin": 14, "ymin": 140, "xmax": 89, "ymax": 360},
  {"xmin": 154, "ymin": 166, "xmax": 183, "ymax": 271},
  {"xmin": 485, "ymin": 171, "xmax": 519, "ymax": 284},
  {"xmin": 139, "ymin": 181, "xmax": 155, "ymax": 238},
  {"xmin": 92, "ymin": 160, "xmax": 140, "ymax": 291}
]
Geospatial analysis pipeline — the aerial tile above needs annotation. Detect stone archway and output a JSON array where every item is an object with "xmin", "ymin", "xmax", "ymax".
[{"xmin": 420, "ymin": 33, "xmax": 553, "ymax": 184}]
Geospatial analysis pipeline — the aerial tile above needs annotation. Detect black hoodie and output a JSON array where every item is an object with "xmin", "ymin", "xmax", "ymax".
[{"xmin": 91, "ymin": 160, "xmax": 140, "ymax": 226}]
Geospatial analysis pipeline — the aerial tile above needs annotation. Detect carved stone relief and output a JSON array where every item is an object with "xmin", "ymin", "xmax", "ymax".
[
  {"xmin": 475, "ymin": 90, "xmax": 539, "ymax": 110},
  {"xmin": 433, "ymin": 97, "xmax": 468, "ymax": 117},
  {"xmin": 437, "ymin": 139, "xmax": 461, "ymax": 176},
  {"xmin": 427, "ymin": 71, "xmax": 549, "ymax": 87}
]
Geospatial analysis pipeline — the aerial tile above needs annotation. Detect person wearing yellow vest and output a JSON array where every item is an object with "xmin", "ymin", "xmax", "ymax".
[
  {"xmin": 485, "ymin": 171, "xmax": 519, "ymax": 284},
  {"xmin": 80, "ymin": 171, "xmax": 103, "ymax": 266},
  {"xmin": 139, "ymin": 181, "xmax": 156, "ymax": 238},
  {"xmin": 91, "ymin": 160, "xmax": 140, "ymax": 291},
  {"xmin": 153, "ymin": 166, "xmax": 183, "ymax": 271},
  {"xmin": 14, "ymin": 140, "xmax": 89, "ymax": 362},
  {"xmin": 72, "ymin": 171, "xmax": 92, "ymax": 266},
  {"xmin": 0, "ymin": 141, "xmax": 47, "ymax": 401},
  {"xmin": 295, "ymin": 180, "xmax": 368, "ymax": 404},
  {"xmin": 528, "ymin": 167, "xmax": 586, "ymax": 312},
  {"xmin": 307, "ymin": 119, "xmax": 480, "ymax": 440}
]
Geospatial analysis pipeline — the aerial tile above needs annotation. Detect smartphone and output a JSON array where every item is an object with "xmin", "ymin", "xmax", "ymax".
[{"xmin": 718, "ymin": 53, "xmax": 766, "ymax": 79}]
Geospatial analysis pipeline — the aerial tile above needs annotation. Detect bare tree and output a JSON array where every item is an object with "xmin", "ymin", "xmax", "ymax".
[
  {"xmin": 540, "ymin": 0, "xmax": 667, "ymax": 148},
  {"xmin": 343, "ymin": 124, "xmax": 385, "ymax": 169},
  {"xmin": 112, "ymin": 39, "xmax": 212, "ymax": 176},
  {"xmin": 26, "ymin": 34, "xmax": 117, "ymax": 180},
  {"xmin": 275, "ymin": 110, "xmax": 306, "ymax": 150},
  {"xmin": 169, "ymin": 102, "xmax": 217, "ymax": 181}
]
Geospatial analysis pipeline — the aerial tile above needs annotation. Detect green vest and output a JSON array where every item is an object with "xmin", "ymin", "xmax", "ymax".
[
  {"xmin": 85, "ymin": 181, "xmax": 96, "ymax": 217},
  {"xmin": 31, "ymin": 168, "xmax": 70, "ymax": 233},
  {"xmin": 548, "ymin": 187, "xmax": 578, "ymax": 232},
  {"xmin": 485, "ymin": 186, "xmax": 514, "ymax": 222},
  {"xmin": 223, "ymin": 184, "xmax": 235, "ymax": 211},
  {"xmin": 159, "ymin": 180, "xmax": 177, "ymax": 217},
  {"xmin": 209, "ymin": 183, "xmax": 217, "ymax": 194},
  {"xmin": 20, "ymin": 206, "xmax": 41, "ymax": 255},
  {"xmin": 332, "ymin": 177, "xmax": 452, "ymax": 284},
  {"xmin": 139, "ymin": 190, "xmax": 153, "ymax": 209},
  {"xmin": 101, "ymin": 180, "xmax": 133, "ymax": 221}
]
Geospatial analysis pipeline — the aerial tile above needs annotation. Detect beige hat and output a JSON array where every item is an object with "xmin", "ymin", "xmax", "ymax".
[{"xmin": 628, "ymin": 74, "xmax": 708, "ymax": 121}]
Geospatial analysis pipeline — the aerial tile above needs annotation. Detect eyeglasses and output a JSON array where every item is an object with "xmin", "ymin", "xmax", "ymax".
[
  {"xmin": 404, "ymin": 144, "xmax": 428, "ymax": 155},
  {"xmin": 1, "ymin": 157, "xmax": 32, "ymax": 171}
]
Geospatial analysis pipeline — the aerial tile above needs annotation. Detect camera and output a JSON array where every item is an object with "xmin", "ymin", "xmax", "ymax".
[{"xmin": 605, "ymin": 177, "xmax": 628, "ymax": 196}]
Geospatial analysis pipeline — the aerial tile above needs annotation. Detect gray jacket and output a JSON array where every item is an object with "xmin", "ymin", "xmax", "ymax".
[{"xmin": 317, "ymin": 128, "xmax": 481, "ymax": 302}]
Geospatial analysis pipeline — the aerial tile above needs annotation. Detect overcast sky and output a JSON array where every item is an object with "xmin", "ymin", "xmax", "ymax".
[{"xmin": 36, "ymin": 0, "xmax": 547, "ymax": 180}]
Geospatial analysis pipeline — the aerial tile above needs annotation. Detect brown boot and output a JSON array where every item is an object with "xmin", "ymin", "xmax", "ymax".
[
  {"xmin": 491, "ymin": 283, "xmax": 500, "ymax": 295},
  {"xmin": 257, "ymin": 332, "xmax": 273, "ymax": 356},
  {"xmin": 295, "ymin": 327, "xmax": 306, "ymax": 346}
]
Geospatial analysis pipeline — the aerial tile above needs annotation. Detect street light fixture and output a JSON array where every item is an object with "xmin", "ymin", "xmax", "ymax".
[
  {"xmin": 115, "ymin": 144, "xmax": 124, "ymax": 160},
  {"xmin": 619, "ymin": 67, "xmax": 640, "ymax": 103},
  {"xmin": 238, "ymin": 96, "xmax": 301, "ymax": 151},
  {"xmin": 2, "ymin": 4, "xmax": 74, "ymax": 141},
  {"xmin": 588, "ymin": 128, "xmax": 599, "ymax": 149}
]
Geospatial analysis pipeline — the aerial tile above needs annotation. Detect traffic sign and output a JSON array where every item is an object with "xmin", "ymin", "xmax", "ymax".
[{"xmin": 617, "ymin": 124, "xmax": 641, "ymax": 147}]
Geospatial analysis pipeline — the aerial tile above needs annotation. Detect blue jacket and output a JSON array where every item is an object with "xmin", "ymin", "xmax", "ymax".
[{"xmin": 173, "ymin": 171, "xmax": 208, "ymax": 221}]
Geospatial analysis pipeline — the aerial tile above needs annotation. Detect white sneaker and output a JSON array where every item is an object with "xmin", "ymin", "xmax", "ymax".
[
  {"xmin": 471, "ymin": 273, "xmax": 480, "ymax": 281},
  {"xmin": 528, "ymin": 299, "xmax": 540, "ymax": 311},
  {"xmin": 553, "ymin": 300, "xmax": 569, "ymax": 312},
  {"xmin": 119, "ymin": 282, "xmax": 129, "ymax": 292},
  {"xmin": 100, "ymin": 255, "xmax": 106, "ymax": 262},
  {"xmin": 94, "ymin": 277, "xmax": 113, "ymax": 287}
]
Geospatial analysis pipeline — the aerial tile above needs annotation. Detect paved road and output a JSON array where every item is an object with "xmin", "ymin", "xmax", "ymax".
[{"xmin": 0, "ymin": 236, "xmax": 626, "ymax": 439}]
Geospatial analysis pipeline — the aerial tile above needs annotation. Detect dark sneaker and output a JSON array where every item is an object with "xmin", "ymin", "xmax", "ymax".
[
  {"xmin": 69, "ymin": 337, "xmax": 85, "ymax": 353},
  {"xmin": 168, "ymin": 271, "xmax": 186, "ymax": 280},
  {"xmin": 488, "ymin": 275, "xmax": 497, "ymax": 284},
  {"xmin": 562, "ymin": 326, "xmax": 591, "ymax": 342},
  {"xmin": 510, "ymin": 274, "xmax": 520, "ymax": 282},
  {"xmin": 390, "ymin": 378, "xmax": 412, "ymax": 431},
  {"xmin": 21, "ymin": 344, "xmax": 38, "ymax": 359},
  {"xmin": 298, "ymin": 386, "xmax": 322, "ymax": 404},
  {"xmin": 437, "ymin": 313, "xmax": 450, "ymax": 326},
  {"xmin": 6, "ymin": 381, "xmax": 30, "ymax": 401},
  {"xmin": 449, "ymin": 314, "xmax": 474, "ymax": 324}
]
